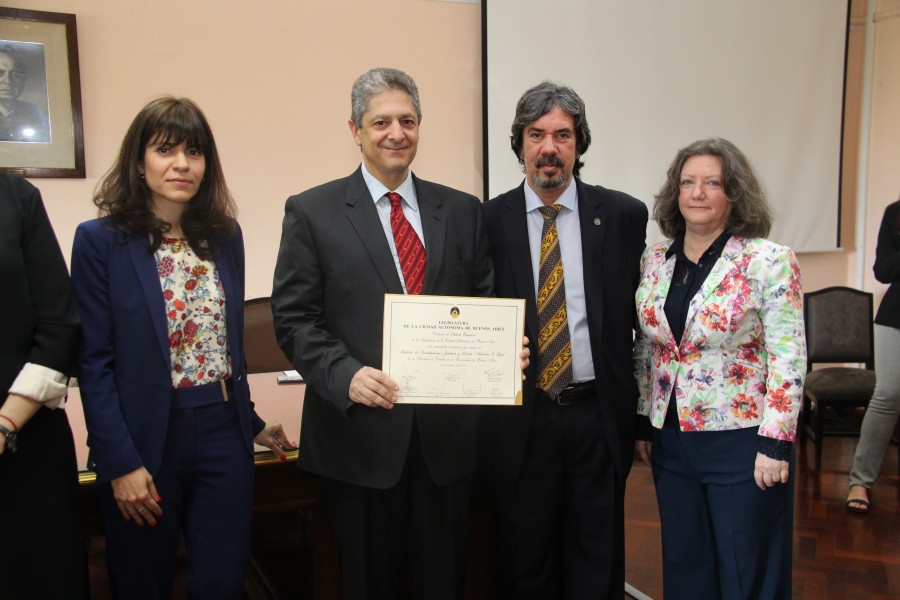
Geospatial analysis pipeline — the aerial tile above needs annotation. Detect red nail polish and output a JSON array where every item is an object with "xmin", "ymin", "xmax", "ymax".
[
  {"xmin": 280, "ymin": 455, "xmax": 286, "ymax": 461},
  {"xmin": 157, "ymin": 495, "xmax": 162, "ymax": 502},
  {"xmin": 150, "ymin": 522, "xmax": 157, "ymax": 527}
]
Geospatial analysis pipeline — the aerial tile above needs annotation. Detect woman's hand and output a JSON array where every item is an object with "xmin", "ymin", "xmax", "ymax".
[
  {"xmin": 254, "ymin": 422, "xmax": 297, "ymax": 461},
  {"xmin": 634, "ymin": 440, "xmax": 652, "ymax": 467},
  {"xmin": 111, "ymin": 466, "xmax": 163, "ymax": 526},
  {"xmin": 753, "ymin": 452, "xmax": 790, "ymax": 491}
]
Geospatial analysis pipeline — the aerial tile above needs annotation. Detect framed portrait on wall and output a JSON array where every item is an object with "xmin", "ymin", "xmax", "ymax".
[{"xmin": 0, "ymin": 8, "xmax": 84, "ymax": 178}]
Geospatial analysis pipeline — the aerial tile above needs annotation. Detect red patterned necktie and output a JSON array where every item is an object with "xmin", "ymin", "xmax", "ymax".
[{"xmin": 387, "ymin": 192, "xmax": 426, "ymax": 295}]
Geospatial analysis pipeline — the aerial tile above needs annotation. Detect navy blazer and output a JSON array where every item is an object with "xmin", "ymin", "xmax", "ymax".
[
  {"xmin": 480, "ymin": 179, "xmax": 647, "ymax": 484},
  {"xmin": 71, "ymin": 218, "xmax": 264, "ymax": 482}
]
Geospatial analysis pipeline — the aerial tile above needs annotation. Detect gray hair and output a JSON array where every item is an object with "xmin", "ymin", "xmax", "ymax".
[
  {"xmin": 510, "ymin": 81, "xmax": 591, "ymax": 177},
  {"xmin": 350, "ymin": 68, "xmax": 421, "ymax": 127},
  {"xmin": 654, "ymin": 137, "xmax": 773, "ymax": 239}
]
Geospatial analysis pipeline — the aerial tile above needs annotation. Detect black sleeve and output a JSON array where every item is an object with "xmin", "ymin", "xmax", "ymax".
[
  {"xmin": 756, "ymin": 436, "xmax": 792, "ymax": 462},
  {"xmin": 634, "ymin": 414, "xmax": 653, "ymax": 441},
  {"xmin": 19, "ymin": 178, "xmax": 80, "ymax": 374},
  {"xmin": 873, "ymin": 202, "xmax": 900, "ymax": 284}
]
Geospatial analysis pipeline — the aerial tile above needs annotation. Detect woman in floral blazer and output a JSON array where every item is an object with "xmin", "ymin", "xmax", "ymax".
[{"xmin": 633, "ymin": 138, "xmax": 806, "ymax": 600}]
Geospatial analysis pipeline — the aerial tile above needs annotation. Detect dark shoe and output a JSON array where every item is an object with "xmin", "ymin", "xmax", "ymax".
[{"xmin": 846, "ymin": 498, "xmax": 870, "ymax": 513}]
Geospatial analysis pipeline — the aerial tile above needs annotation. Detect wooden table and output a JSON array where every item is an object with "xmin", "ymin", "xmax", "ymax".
[
  {"xmin": 67, "ymin": 372, "xmax": 304, "ymax": 473},
  {"xmin": 68, "ymin": 375, "xmax": 343, "ymax": 599},
  {"xmin": 68, "ymin": 375, "xmax": 503, "ymax": 599}
]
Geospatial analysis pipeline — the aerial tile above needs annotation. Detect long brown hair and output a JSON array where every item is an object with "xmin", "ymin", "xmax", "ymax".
[{"xmin": 93, "ymin": 96, "xmax": 235, "ymax": 259}]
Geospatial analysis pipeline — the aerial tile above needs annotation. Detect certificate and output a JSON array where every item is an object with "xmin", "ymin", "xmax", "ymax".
[{"xmin": 382, "ymin": 294, "xmax": 525, "ymax": 405}]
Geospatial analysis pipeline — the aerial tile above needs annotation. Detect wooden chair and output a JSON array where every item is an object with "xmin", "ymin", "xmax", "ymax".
[
  {"xmin": 243, "ymin": 296, "xmax": 292, "ymax": 374},
  {"xmin": 802, "ymin": 286, "xmax": 876, "ymax": 471},
  {"xmin": 242, "ymin": 298, "xmax": 342, "ymax": 596}
]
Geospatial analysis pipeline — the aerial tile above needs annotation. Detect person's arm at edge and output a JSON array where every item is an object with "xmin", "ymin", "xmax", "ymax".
[
  {"xmin": 1, "ymin": 180, "xmax": 78, "ymax": 452},
  {"xmin": 70, "ymin": 222, "xmax": 143, "ymax": 481}
]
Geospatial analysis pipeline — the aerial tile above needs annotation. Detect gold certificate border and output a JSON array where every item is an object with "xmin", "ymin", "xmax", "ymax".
[{"xmin": 382, "ymin": 294, "xmax": 525, "ymax": 405}]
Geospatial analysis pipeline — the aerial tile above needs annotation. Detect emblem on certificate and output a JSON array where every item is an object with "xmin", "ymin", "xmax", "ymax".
[{"xmin": 382, "ymin": 294, "xmax": 526, "ymax": 405}]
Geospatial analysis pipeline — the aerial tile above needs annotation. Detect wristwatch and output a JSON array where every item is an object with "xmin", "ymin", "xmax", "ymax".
[{"xmin": 0, "ymin": 424, "xmax": 17, "ymax": 454}]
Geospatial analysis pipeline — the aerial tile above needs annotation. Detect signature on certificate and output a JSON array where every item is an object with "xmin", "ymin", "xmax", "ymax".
[
  {"xmin": 483, "ymin": 368, "xmax": 505, "ymax": 383},
  {"xmin": 443, "ymin": 370, "xmax": 463, "ymax": 382},
  {"xmin": 463, "ymin": 383, "xmax": 482, "ymax": 397}
]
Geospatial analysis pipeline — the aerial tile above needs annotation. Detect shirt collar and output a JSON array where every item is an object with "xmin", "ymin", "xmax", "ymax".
[
  {"xmin": 523, "ymin": 177, "xmax": 577, "ymax": 214},
  {"xmin": 666, "ymin": 230, "xmax": 732, "ymax": 260},
  {"xmin": 360, "ymin": 162, "xmax": 418, "ymax": 211}
]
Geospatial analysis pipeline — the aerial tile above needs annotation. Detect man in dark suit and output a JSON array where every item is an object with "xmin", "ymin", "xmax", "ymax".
[
  {"xmin": 480, "ymin": 82, "xmax": 648, "ymax": 599},
  {"xmin": 272, "ymin": 67, "xmax": 494, "ymax": 600}
]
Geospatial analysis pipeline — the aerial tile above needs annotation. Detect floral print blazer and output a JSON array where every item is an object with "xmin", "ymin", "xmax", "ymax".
[{"xmin": 633, "ymin": 236, "xmax": 806, "ymax": 441}]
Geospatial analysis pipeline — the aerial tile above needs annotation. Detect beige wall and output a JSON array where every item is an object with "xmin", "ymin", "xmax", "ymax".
[
  {"xmin": 6, "ymin": 0, "xmax": 897, "ymax": 300},
  {"xmin": 6, "ymin": 0, "xmax": 482, "ymax": 298}
]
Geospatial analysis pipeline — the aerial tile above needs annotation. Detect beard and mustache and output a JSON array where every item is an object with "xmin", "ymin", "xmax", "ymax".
[{"xmin": 531, "ymin": 154, "xmax": 568, "ymax": 190}]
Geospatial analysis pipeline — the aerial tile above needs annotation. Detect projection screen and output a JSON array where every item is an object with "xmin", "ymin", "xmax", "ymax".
[{"xmin": 483, "ymin": 0, "xmax": 849, "ymax": 252}]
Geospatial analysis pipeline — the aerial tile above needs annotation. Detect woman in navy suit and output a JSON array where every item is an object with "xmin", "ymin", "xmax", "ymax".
[{"xmin": 71, "ymin": 97, "xmax": 294, "ymax": 599}]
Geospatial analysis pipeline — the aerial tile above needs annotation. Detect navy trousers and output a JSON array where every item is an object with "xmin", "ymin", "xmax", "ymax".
[
  {"xmin": 652, "ymin": 425, "xmax": 794, "ymax": 600},
  {"xmin": 98, "ymin": 396, "xmax": 254, "ymax": 599}
]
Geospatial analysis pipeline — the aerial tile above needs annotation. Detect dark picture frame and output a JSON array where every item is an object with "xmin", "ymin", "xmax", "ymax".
[{"xmin": 0, "ymin": 8, "xmax": 84, "ymax": 178}]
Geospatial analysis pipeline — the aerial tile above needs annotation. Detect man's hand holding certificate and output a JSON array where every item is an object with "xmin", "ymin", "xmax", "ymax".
[{"xmin": 382, "ymin": 294, "xmax": 526, "ymax": 405}]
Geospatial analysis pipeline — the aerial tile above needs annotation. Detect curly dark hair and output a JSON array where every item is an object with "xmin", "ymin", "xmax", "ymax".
[
  {"xmin": 93, "ymin": 96, "xmax": 235, "ymax": 259},
  {"xmin": 654, "ymin": 137, "xmax": 773, "ymax": 239},
  {"xmin": 510, "ymin": 81, "xmax": 591, "ymax": 177}
]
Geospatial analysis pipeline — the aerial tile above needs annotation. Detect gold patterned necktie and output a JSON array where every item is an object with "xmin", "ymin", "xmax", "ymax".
[
  {"xmin": 536, "ymin": 204, "xmax": 573, "ymax": 399},
  {"xmin": 387, "ymin": 192, "xmax": 426, "ymax": 295}
]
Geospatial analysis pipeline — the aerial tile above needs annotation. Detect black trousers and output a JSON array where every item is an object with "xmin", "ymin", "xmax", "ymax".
[
  {"xmin": 493, "ymin": 393, "xmax": 623, "ymax": 600},
  {"xmin": 0, "ymin": 408, "xmax": 88, "ymax": 600},
  {"xmin": 322, "ymin": 418, "xmax": 472, "ymax": 600}
]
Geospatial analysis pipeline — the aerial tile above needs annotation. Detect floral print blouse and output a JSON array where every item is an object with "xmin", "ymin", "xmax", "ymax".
[
  {"xmin": 155, "ymin": 237, "xmax": 230, "ymax": 388},
  {"xmin": 633, "ymin": 236, "xmax": 807, "ymax": 441}
]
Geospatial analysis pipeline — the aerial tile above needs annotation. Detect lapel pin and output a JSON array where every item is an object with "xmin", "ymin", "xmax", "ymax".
[{"xmin": 593, "ymin": 218, "xmax": 602, "ymax": 226}]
